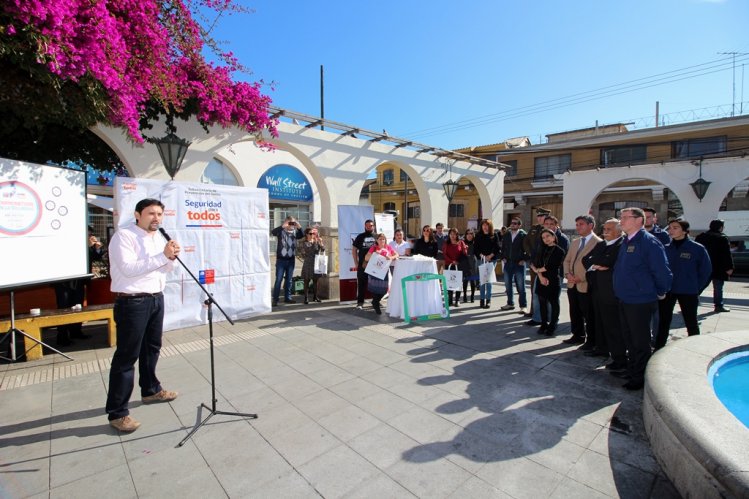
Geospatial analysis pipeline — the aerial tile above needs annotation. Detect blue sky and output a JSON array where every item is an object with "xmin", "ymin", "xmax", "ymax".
[{"xmin": 206, "ymin": 0, "xmax": 749, "ymax": 150}]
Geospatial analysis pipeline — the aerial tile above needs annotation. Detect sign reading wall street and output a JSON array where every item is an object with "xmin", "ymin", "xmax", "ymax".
[{"xmin": 257, "ymin": 164, "xmax": 313, "ymax": 202}]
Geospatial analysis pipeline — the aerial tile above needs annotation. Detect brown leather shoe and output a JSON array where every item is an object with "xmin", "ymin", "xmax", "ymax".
[
  {"xmin": 142, "ymin": 389, "xmax": 178, "ymax": 404},
  {"xmin": 110, "ymin": 415, "xmax": 141, "ymax": 432}
]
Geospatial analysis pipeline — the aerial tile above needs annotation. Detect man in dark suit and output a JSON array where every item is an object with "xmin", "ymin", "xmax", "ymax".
[
  {"xmin": 582, "ymin": 219, "xmax": 625, "ymax": 368},
  {"xmin": 695, "ymin": 219, "xmax": 735, "ymax": 313},
  {"xmin": 562, "ymin": 215, "xmax": 602, "ymax": 347}
]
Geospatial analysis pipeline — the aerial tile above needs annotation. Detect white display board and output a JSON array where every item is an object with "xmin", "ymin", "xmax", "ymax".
[
  {"xmin": 114, "ymin": 177, "xmax": 271, "ymax": 331},
  {"xmin": 337, "ymin": 205, "xmax": 375, "ymax": 281},
  {"xmin": 374, "ymin": 213, "xmax": 395, "ymax": 241},
  {"xmin": 0, "ymin": 159, "xmax": 88, "ymax": 290}
]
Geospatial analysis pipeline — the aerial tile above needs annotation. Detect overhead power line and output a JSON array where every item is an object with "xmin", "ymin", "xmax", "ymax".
[{"xmin": 401, "ymin": 54, "xmax": 749, "ymax": 141}]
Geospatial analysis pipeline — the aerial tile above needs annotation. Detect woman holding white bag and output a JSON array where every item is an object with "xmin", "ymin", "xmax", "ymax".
[
  {"xmin": 364, "ymin": 233, "xmax": 399, "ymax": 314},
  {"xmin": 474, "ymin": 219, "xmax": 500, "ymax": 309},
  {"xmin": 299, "ymin": 227, "xmax": 325, "ymax": 304},
  {"xmin": 443, "ymin": 228, "xmax": 468, "ymax": 307}
]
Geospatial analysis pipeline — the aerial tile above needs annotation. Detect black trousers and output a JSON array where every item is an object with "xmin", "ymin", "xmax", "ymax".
[
  {"xmin": 655, "ymin": 293, "xmax": 700, "ymax": 349},
  {"xmin": 592, "ymin": 296, "xmax": 625, "ymax": 363},
  {"xmin": 619, "ymin": 301, "xmax": 657, "ymax": 385},
  {"xmin": 356, "ymin": 268, "xmax": 368, "ymax": 305},
  {"xmin": 106, "ymin": 294, "xmax": 165, "ymax": 420},
  {"xmin": 567, "ymin": 287, "xmax": 595, "ymax": 342}
]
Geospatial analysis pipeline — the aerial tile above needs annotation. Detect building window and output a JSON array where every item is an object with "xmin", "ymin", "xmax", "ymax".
[
  {"xmin": 383, "ymin": 202, "xmax": 396, "ymax": 211},
  {"xmin": 382, "ymin": 169, "xmax": 394, "ymax": 185},
  {"xmin": 400, "ymin": 170, "xmax": 409, "ymax": 182},
  {"xmin": 534, "ymin": 154, "xmax": 571, "ymax": 180},
  {"xmin": 201, "ymin": 158, "xmax": 239, "ymax": 186},
  {"xmin": 501, "ymin": 160, "xmax": 518, "ymax": 176},
  {"xmin": 601, "ymin": 145, "xmax": 647, "ymax": 166},
  {"xmin": 407, "ymin": 205, "xmax": 420, "ymax": 218},
  {"xmin": 448, "ymin": 204, "xmax": 465, "ymax": 217},
  {"xmin": 672, "ymin": 136, "xmax": 727, "ymax": 159}
]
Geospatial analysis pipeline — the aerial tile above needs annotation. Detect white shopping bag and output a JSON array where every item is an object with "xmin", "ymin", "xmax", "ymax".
[
  {"xmin": 478, "ymin": 257, "xmax": 496, "ymax": 286},
  {"xmin": 444, "ymin": 264, "xmax": 463, "ymax": 291},
  {"xmin": 365, "ymin": 252, "xmax": 390, "ymax": 280},
  {"xmin": 314, "ymin": 252, "xmax": 328, "ymax": 275}
]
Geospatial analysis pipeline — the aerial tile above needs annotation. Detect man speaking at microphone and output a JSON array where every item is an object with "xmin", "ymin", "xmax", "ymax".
[{"xmin": 106, "ymin": 198, "xmax": 180, "ymax": 432}]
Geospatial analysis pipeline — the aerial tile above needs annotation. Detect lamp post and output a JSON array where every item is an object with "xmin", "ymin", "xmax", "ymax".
[
  {"xmin": 443, "ymin": 178, "xmax": 459, "ymax": 228},
  {"xmin": 150, "ymin": 115, "xmax": 191, "ymax": 180},
  {"xmin": 689, "ymin": 159, "xmax": 711, "ymax": 202}
]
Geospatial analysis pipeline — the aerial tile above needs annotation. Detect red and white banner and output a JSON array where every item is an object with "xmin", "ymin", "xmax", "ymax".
[{"xmin": 114, "ymin": 178, "xmax": 270, "ymax": 330}]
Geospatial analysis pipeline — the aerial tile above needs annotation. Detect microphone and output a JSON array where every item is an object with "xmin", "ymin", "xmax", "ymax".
[{"xmin": 158, "ymin": 227, "xmax": 172, "ymax": 241}]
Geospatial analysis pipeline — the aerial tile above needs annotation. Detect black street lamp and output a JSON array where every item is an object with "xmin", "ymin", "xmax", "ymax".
[
  {"xmin": 689, "ymin": 159, "xmax": 710, "ymax": 202},
  {"xmin": 153, "ymin": 132, "xmax": 191, "ymax": 180},
  {"xmin": 150, "ymin": 114, "xmax": 191, "ymax": 179},
  {"xmin": 442, "ymin": 178, "xmax": 459, "ymax": 203}
]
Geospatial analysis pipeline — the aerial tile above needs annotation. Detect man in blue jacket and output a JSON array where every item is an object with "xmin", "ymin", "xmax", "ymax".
[{"xmin": 613, "ymin": 207, "xmax": 673, "ymax": 391}]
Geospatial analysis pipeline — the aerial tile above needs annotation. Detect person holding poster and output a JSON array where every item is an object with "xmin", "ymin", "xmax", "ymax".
[
  {"xmin": 271, "ymin": 216, "xmax": 305, "ymax": 306},
  {"xmin": 106, "ymin": 198, "xmax": 180, "ymax": 433},
  {"xmin": 364, "ymin": 233, "xmax": 398, "ymax": 315}
]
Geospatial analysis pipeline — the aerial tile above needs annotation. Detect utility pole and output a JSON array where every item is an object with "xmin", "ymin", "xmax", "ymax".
[
  {"xmin": 320, "ymin": 65, "xmax": 325, "ymax": 131},
  {"xmin": 718, "ymin": 52, "xmax": 749, "ymax": 117}
]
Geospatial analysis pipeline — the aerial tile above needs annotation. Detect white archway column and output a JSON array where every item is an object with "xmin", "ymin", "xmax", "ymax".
[{"xmin": 561, "ymin": 157, "xmax": 749, "ymax": 231}]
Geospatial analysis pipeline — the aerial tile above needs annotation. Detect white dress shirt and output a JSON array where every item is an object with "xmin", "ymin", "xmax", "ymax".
[{"xmin": 109, "ymin": 224, "xmax": 174, "ymax": 293}]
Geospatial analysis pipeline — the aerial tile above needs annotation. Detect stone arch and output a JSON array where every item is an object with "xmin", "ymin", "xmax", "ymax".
[
  {"xmin": 89, "ymin": 126, "xmax": 136, "ymax": 178},
  {"xmin": 459, "ymin": 173, "xmax": 493, "ymax": 222},
  {"xmin": 228, "ymin": 136, "xmax": 333, "ymax": 226},
  {"xmin": 379, "ymin": 159, "xmax": 431, "ymax": 226},
  {"xmin": 561, "ymin": 159, "xmax": 749, "ymax": 231}
]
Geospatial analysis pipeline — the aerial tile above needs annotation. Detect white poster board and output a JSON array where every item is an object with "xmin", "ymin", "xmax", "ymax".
[
  {"xmin": 0, "ymin": 159, "xmax": 88, "ymax": 289},
  {"xmin": 114, "ymin": 177, "xmax": 270, "ymax": 331},
  {"xmin": 374, "ymin": 213, "xmax": 395, "ymax": 241},
  {"xmin": 337, "ymin": 205, "xmax": 374, "ymax": 280}
]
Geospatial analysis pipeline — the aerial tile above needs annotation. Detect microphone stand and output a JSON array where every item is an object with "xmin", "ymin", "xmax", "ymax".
[{"xmin": 164, "ymin": 234, "xmax": 257, "ymax": 447}]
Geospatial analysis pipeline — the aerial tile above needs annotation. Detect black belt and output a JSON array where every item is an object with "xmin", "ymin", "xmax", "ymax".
[{"xmin": 114, "ymin": 292, "xmax": 163, "ymax": 299}]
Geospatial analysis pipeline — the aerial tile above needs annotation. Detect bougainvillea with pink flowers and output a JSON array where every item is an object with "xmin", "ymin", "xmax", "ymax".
[{"xmin": 0, "ymin": 0, "xmax": 276, "ymax": 165}]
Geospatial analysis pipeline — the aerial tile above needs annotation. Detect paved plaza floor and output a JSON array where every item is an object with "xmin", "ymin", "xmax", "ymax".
[{"xmin": 1, "ymin": 279, "xmax": 747, "ymax": 498}]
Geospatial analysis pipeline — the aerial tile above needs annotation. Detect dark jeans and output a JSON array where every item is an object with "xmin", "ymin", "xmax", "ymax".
[
  {"xmin": 356, "ymin": 267, "xmax": 368, "ymax": 305},
  {"xmin": 655, "ymin": 293, "xmax": 700, "ymax": 349},
  {"xmin": 619, "ymin": 301, "xmax": 657, "ymax": 385},
  {"xmin": 538, "ymin": 294, "xmax": 559, "ymax": 327},
  {"xmin": 503, "ymin": 263, "xmax": 526, "ymax": 307},
  {"xmin": 567, "ymin": 287, "xmax": 594, "ymax": 342},
  {"xmin": 273, "ymin": 257, "xmax": 295, "ymax": 302},
  {"xmin": 711, "ymin": 279, "xmax": 725, "ymax": 307},
  {"xmin": 106, "ymin": 294, "xmax": 165, "ymax": 420}
]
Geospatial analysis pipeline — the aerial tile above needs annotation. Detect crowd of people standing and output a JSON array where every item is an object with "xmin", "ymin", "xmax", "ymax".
[{"xmin": 271, "ymin": 209, "xmax": 735, "ymax": 391}]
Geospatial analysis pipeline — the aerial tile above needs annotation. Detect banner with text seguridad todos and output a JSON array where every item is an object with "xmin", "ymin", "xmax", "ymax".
[{"xmin": 114, "ymin": 177, "xmax": 271, "ymax": 331}]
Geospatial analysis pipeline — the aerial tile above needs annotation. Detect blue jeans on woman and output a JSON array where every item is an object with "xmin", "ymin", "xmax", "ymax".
[
  {"xmin": 479, "ymin": 262, "xmax": 495, "ymax": 300},
  {"xmin": 503, "ymin": 262, "xmax": 527, "ymax": 308}
]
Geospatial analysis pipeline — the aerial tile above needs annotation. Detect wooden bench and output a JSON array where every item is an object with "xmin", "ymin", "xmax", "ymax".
[{"xmin": 0, "ymin": 304, "xmax": 115, "ymax": 361}]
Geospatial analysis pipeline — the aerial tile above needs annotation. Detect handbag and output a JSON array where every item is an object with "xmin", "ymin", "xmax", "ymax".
[
  {"xmin": 314, "ymin": 252, "xmax": 328, "ymax": 275},
  {"xmin": 478, "ymin": 256, "xmax": 496, "ymax": 286},
  {"xmin": 368, "ymin": 274, "xmax": 389, "ymax": 295},
  {"xmin": 444, "ymin": 264, "xmax": 463, "ymax": 291},
  {"xmin": 365, "ymin": 252, "xmax": 390, "ymax": 280}
]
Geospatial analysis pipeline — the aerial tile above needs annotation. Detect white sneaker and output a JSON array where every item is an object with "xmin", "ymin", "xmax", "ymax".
[{"xmin": 355, "ymin": 304, "xmax": 364, "ymax": 310}]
